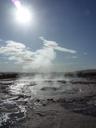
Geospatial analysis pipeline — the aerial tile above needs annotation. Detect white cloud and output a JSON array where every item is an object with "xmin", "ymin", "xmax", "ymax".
[
  {"xmin": 55, "ymin": 46, "xmax": 76, "ymax": 53},
  {"xmin": 40, "ymin": 37, "xmax": 76, "ymax": 54},
  {"xmin": 0, "ymin": 37, "xmax": 77, "ymax": 72}
]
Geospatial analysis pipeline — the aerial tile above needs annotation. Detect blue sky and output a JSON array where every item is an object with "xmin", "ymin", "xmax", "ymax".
[{"xmin": 0, "ymin": 0, "xmax": 96, "ymax": 72}]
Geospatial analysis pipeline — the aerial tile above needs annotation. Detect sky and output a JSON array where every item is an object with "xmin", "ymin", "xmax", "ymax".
[{"xmin": 0, "ymin": 0, "xmax": 96, "ymax": 72}]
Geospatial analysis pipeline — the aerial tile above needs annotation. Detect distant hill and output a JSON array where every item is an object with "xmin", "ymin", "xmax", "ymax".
[
  {"xmin": 65, "ymin": 69, "xmax": 96, "ymax": 77},
  {"xmin": 0, "ymin": 69, "xmax": 96, "ymax": 79}
]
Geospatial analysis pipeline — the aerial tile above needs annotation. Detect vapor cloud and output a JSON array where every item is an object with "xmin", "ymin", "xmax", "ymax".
[
  {"xmin": 40, "ymin": 37, "xmax": 76, "ymax": 54},
  {"xmin": 0, "ymin": 37, "xmax": 76, "ymax": 71}
]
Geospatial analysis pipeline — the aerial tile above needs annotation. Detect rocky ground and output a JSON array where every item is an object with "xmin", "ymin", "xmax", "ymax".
[{"xmin": 0, "ymin": 72, "xmax": 96, "ymax": 128}]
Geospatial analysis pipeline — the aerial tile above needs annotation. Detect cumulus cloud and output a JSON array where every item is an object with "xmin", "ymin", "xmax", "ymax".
[{"xmin": 0, "ymin": 37, "xmax": 76, "ymax": 71}]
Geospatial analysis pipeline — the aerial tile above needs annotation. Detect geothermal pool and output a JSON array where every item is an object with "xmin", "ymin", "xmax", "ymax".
[{"xmin": 0, "ymin": 73, "xmax": 96, "ymax": 128}]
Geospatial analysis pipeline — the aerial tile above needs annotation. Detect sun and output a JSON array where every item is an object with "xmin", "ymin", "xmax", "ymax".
[{"xmin": 15, "ymin": 6, "xmax": 32, "ymax": 25}]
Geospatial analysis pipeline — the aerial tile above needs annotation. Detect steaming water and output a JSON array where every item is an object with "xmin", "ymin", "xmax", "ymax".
[{"xmin": 0, "ymin": 73, "xmax": 96, "ymax": 127}]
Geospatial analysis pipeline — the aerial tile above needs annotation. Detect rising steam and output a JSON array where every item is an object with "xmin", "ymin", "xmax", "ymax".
[{"xmin": 0, "ymin": 37, "xmax": 76, "ymax": 72}]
